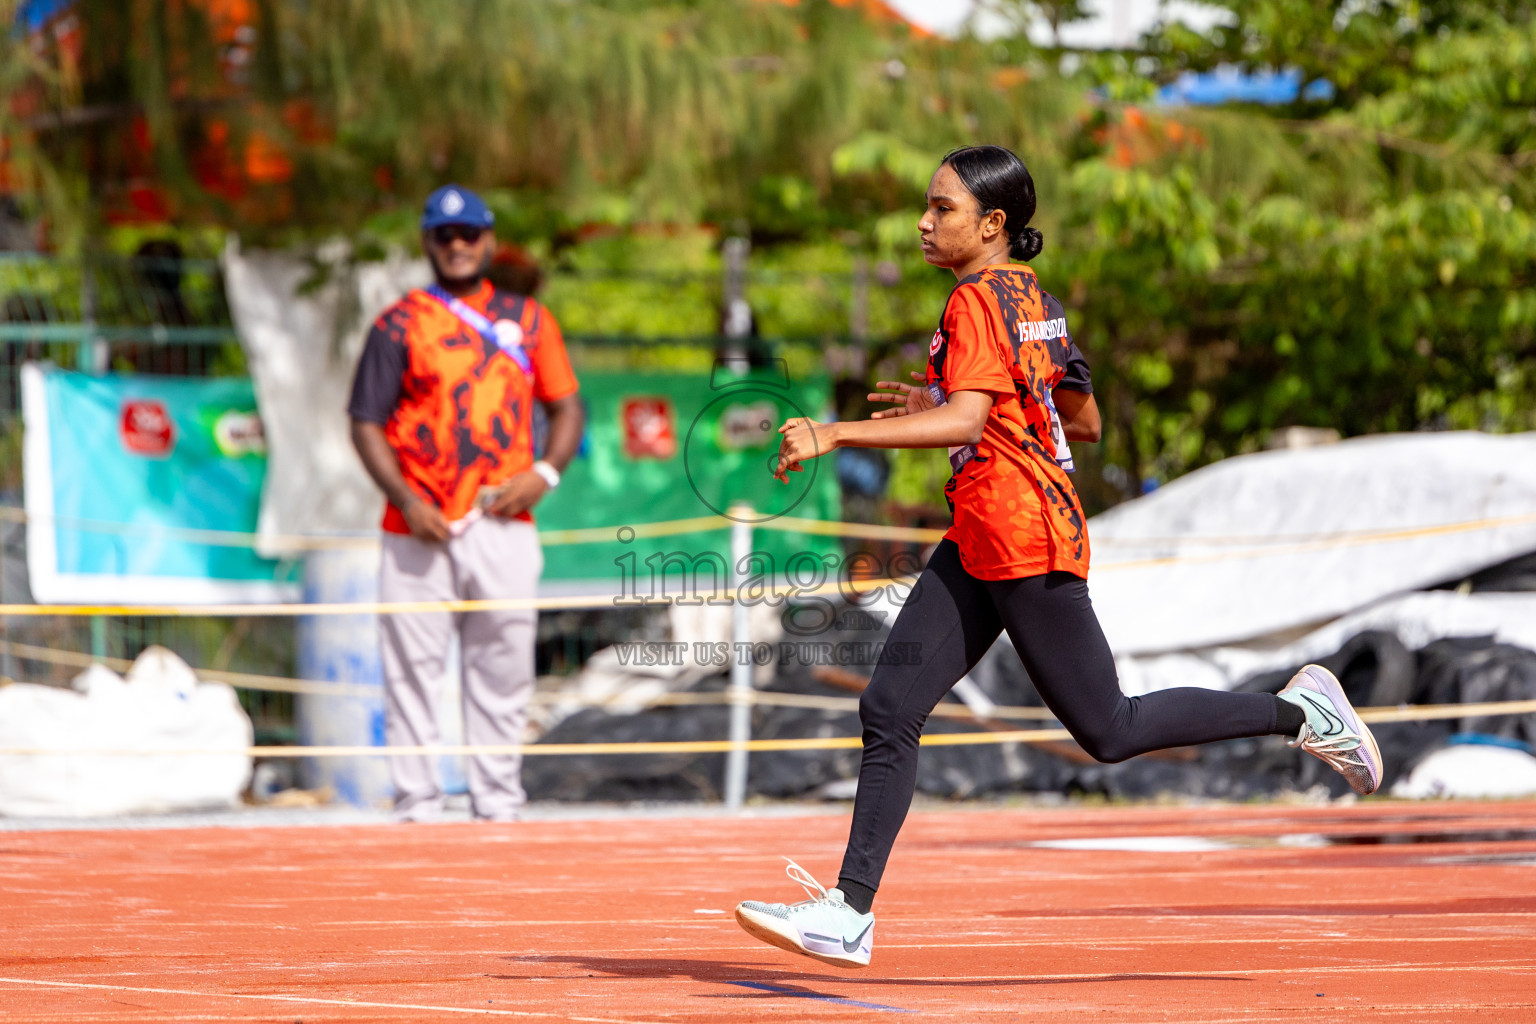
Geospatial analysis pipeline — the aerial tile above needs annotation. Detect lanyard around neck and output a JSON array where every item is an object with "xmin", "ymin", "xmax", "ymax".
[{"xmin": 423, "ymin": 285, "xmax": 533, "ymax": 376}]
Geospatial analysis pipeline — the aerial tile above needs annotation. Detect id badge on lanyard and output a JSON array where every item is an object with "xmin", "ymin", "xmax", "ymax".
[{"xmin": 424, "ymin": 285, "xmax": 533, "ymax": 377}]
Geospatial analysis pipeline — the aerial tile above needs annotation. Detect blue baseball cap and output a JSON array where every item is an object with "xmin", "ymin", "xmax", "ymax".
[{"xmin": 421, "ymin": 185, "xmax": 495, "ymax": 231}]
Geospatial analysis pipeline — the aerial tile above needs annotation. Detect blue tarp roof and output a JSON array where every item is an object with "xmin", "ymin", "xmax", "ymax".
[
  {"xmin": 16, "ymin": 0, "xmax": 74, "ymax": 32},
  {"xmin": 1157, "ymin": 66, "xmax": 1334, "ymax": 106}
]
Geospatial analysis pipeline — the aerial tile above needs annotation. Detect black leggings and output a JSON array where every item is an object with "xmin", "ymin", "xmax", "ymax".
[{"xmin": 838, "ymin": 539, "xmax": 1280, "ymax": 892}]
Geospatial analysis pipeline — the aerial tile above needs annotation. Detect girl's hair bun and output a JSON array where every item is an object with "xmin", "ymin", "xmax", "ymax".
[{"xmin": 1011, "ymin": 226, "xmax": 1044, "ymax": 262}]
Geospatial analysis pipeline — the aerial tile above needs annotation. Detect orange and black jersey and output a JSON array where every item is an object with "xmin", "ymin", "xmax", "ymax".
[
  {"xmin": 927, "ymin": 264, "xmax": 1091, "ymax": 581},
  {"xmin": 348, "ymin": 280, "xmax": 578, "ymax": 533}
]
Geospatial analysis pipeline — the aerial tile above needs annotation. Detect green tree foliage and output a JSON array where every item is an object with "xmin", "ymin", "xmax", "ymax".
[
  {"xmin": 3, "ymin": 0, "xmax": 1532, "ymax": 501},
  {"xmin": 1060, "ymin": 3, "xmax": 1536, "ymax": 489}
]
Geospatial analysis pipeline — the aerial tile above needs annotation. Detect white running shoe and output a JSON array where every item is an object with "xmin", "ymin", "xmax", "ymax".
[
  {"xmin": 1279, "ymin": 664, "xmax": 1383, "ymax": 795},
  {"xmin": 735, "ymin": 859, "xmax": 875, "ymax": 969}
]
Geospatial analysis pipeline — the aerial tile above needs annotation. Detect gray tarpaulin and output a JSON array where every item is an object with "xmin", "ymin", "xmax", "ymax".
[{"xmin": 1088, "ymin": 431, "xmax": 1536, "ymax": 656}]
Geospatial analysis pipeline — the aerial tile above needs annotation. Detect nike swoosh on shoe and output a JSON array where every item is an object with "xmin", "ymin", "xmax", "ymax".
[
  {"xmin": 1297, "ymin": 690, "xmax": 1345, "ymax": 737},
  {"xmin": 805, "ymin": 921, "xmax": 873, "ymax": 953}
]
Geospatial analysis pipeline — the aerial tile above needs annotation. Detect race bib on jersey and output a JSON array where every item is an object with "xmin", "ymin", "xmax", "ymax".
[
  {"xmin": 1043, "ymin": 390, "xmax": 1075, "ymax": 474},
  {"xmin": 927, "ymin": 382, "xmax": 978, "ymax": 474}
]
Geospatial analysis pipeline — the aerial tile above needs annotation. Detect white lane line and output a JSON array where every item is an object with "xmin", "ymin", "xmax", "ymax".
[
  {"xmin": 1153, "ymin": 1006, "xmax": 1536, "ymax": 1024},
  {"xmin": 871, "ymin": 963, "xmax": 1536, "ymax": 978},
  {"xmin": 5, "ymin": 918, "xmax": 736, "ymax": 930},
  {"xmin": 305, "ymin": 918, "xmax": 733, "ymax": 927},
  {"xmin": 17, "ymin": 911, "xmax": 1536, "ymax": 933},
  {"xmin": 0, "ymin": 977, "xmax": 664, "ymax": 1023},
  {"xmin": 875, "ymin": 935, "xmax": 1536, "ymax": 948}
]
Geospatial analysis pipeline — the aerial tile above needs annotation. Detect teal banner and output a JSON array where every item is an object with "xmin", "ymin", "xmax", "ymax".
[{"xmin": 21, "ymin": 363, "xmax": 299, "ymax": 604}]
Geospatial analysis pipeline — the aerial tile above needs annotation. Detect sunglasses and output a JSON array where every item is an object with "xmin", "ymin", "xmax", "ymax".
[{"xmin": 430, "ymin": 224, "xmax": 487, "ymax": 245}]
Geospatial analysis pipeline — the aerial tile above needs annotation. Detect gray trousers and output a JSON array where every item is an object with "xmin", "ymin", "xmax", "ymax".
[{"xmin": 379, "ymin": 517, "xmax": 541, "ymax": 821}]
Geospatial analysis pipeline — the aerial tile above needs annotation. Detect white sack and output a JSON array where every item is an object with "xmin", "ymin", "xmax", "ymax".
[
  {"xmin": 1088, "ymin": 432, "xmax": 1536, "ymax": 656},
  {"xmin": 222, "ymin": 240, "xmax": 429, "ymax": 558},
  {"xmin": 0, "ymin": 646, "xmax": 253, "ymax": 817},
  {"xmin": 1391, "ymin": 743, "xmax": 1536, "ymax": 800}
]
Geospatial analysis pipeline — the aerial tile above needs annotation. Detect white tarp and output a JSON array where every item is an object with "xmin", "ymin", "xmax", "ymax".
[
  {"xmin": 0, "ymin": 647, "xmax": 253, "ymax": 817},
  {"xmin": 1087, "ymin": 432, "xmax": 1536, "ymax": 657},
  {"xmin": 222, "ymin": 240, "xmax": 429, "ymax": 558}
]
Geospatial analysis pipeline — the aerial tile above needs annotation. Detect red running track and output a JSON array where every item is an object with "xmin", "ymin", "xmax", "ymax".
[{"xmin": 3, "ymin": 800, "xmax": 1535, "ymax": 1022}]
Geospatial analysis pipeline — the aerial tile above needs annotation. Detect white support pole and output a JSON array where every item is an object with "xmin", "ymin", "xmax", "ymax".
[{"xmin": 723, "ymin": 506, "xmax": 753, "ymax": 811}]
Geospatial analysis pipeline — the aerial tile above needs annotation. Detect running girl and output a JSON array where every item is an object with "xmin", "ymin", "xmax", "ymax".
[{"xmin": 734, "ymin": 145, "xmax": 1382, "ymax": 969}]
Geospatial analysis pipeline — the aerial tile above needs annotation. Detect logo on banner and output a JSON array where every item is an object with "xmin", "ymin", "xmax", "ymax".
[
  {"xmin": 681, "ymin": 359, "xmax": 817, "ymax": 524},
  {"xmin": 213, "ymin": 410, "xmax": 266, "ymax": 457},
  {"xmin": 622, "ymin": 397, "xmax": 677, "ymax": 459},
  {"xmin": 716, "ymin": 400, "xmax": 778, "ymax": 451},
  {"xmin": 120, "ymin": 400, "xmax": 175, "ymax": 456}
]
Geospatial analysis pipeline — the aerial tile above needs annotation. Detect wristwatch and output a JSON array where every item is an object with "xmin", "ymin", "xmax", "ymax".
[{"xmin": 532, "ymin": 460, "xmax": 561, "ymax": 490}]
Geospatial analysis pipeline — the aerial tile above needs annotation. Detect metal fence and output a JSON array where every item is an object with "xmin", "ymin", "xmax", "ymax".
[
  {"xmin": 0, "ymin": 252, "xmax": 242, "ymax": 425},
  {"xmin": 0, "ymin": 252, "xmax": 698, "ymax": 740}
]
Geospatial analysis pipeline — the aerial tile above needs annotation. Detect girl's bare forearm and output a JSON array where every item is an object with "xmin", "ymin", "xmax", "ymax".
[{"xmin": 831, "ymin": 397, "xmax": 988, "ymax": 451}]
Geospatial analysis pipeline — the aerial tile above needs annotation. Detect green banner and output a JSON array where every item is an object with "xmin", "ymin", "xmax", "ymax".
[{"xmin": 539, "ymin": 365, "xmax": 841, "ymax": 589}]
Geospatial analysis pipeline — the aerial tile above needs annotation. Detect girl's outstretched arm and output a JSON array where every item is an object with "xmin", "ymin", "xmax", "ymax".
[{"xmin": 773, "ymin": 390, "xmax": 992, "ymax": 482}]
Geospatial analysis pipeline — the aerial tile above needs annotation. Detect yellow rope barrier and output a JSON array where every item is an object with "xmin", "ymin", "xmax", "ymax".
[
  {"xmin": 755, "ymin": 510, "xmax": 1536, "ymax": 551},
  {"xmin": 5, "ymin": 634, "xmax": 1530, "ymax": 725},
  {"xmin": 640, "ymin": 690, "xmax": 1061, "ymax": 721},
  {"xmin": 1356, "ymin": 699, "xmax": 1536, "ymax": 724},
  {"xmin": 0, "ymin": 506, "xmax": 376, "ymax": 552},
  {"xmin": 0, "ymin": 638, "xmax": 1058, "ymax": 716},
  {"xmin": 38, "ymin": 508, "xmax": 1529, "ymax": 617},
  {"xmin": 758, "ymin": 515, "xmax": 946, "ymax": 543},
  {"xmin": 1093, "ymin": 510, "xmax": 1536, "ymax": 573},
  {"xmin": 0, "ymin": 575, "xmax": 915, "ymax": 617},
  {"xmin": 0, "ymin": 592, "xmax": 632, "ymax": 617},
  {"xmin": 0, "ymin": 640, "xmax": 379, "ymax": 699},
  {"xmin": 1, "ymin": 505, "xmax": 1530, "ymax": 617},
  {"xmin": 0, "ymin": 730, "xmax": 1075, "ymax": 758},
  {"xmin": 538, "ymin": 516, "xmax": 731, "ymax": 546},
  {"xmin": 0, "ymin": 508, "xmax": 729, "ymax": 550},
  {"xmin": 0, "ymin": 701, "xmax": 1532, "ymax": 758},
  {"xmin": 7, "ymin": 504, "xmax": 1532, "ymax": 554},
  {"xmin": 0, "ymin": 508, "xmax": 1527, "ymax": 618}
]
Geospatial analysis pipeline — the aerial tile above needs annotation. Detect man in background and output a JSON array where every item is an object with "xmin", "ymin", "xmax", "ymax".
[{"xmin": 348, "ymin": 185, "xmax": 583, "ymax": 821}]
